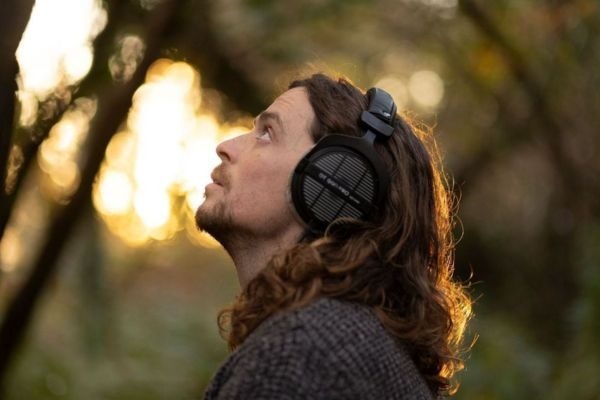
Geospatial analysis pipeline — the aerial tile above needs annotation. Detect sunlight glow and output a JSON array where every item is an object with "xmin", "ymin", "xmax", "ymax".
[
  {"xmin": 93, "ymin": 169, "xmax": 133, "ymax": 215},
  {"xmin": 93, "ymin": 59, "xmax": 238, "ymax": 248},
  {"xmin": 64, "ymin": 44, "xmax": 95, "ymax": 82},
  {"xmin": 134, "ymin": 188, "xmax": 171, "ymax": 229},
  {"xmin": 15, "ymin": 1, "xmax": 238, "ymax": 249},
  {"xmin": 16, "ymin": 0, "xmax": 106, "ymax": 98},
  {"xmin": 418, "ymin": 0, "xmax": 457, "ymax": 8},
  {"xmin": 0, "ymin": 227, "xmax": 22, "ymax": 272},
  {"xmin": 0, "ymin": 181, "xmax": 48, "ymax": 273},
  {"xmin": 17, "ymin": 90, "xmax": 38, "ymax": 127},
  {"xmin": 404, "ymin": 0, "xmax": 457, "ymax": 18},
  {"xmin": 408, "ymin": 70, "xmax": 445, "ymax": 108},
  {"xmin": 109, "ymin": 35, "xmax": 145, "ymax": 82},
  {"xmin": 38, "ymin": 98, "xmax": 97, "ymax": 201},
  {"xmin": 373, "ymin": 76, "xmax": 409, "ymax": 110}
]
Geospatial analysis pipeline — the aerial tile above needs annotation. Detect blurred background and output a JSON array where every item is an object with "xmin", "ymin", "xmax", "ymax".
[{"xmin": 0, "ymin": 0, "xmax": 598, "ymax": 398}]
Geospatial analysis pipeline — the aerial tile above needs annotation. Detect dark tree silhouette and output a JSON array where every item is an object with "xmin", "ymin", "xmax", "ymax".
[
  {"xmin": 0, "ymin": 0, "xmax": 36, "ymax": 240},
  {"xmin": 0, "ymin": 0, "xmax": 180, "ymax": 391}
]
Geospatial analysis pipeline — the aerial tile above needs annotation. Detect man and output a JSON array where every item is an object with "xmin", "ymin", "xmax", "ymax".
[{"xmin": 196, "ymin": 73, "xmax": 471, "ymax": 399}]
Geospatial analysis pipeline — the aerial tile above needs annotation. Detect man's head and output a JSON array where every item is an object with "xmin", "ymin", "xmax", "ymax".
[
  {"xmin": 205, "ymin": 73, "xmax": 471, "ymax": 396},
  {"xmin": 195, "ymin": 87, "xmax": 316, "ymax": 250}
]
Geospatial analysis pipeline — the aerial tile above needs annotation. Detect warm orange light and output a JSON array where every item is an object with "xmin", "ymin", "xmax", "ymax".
[
  {"xmin": 373, "ymin": 76, "xmax": 409, "ymax": 110},
  {"xmin": 408, "ymin": 70, "xmax": 445, "ymax": 109},
  {"xmin": 0, "ymin": 227, "xmax": 22, "ymax": 272},
  {"xmin": 16, "ymin": 0, "xmax": 106, "ymax": 99},
  {"xmin": 93, "ymin": 168, "xmax": 133, "ymax": 215},
  {"xmin": 37, "ymin": 99, "xmax": 96, "ymax": 201},
  {"xmin": 93, "ymin": 59, "xmax": 244, "ymax": 248}
]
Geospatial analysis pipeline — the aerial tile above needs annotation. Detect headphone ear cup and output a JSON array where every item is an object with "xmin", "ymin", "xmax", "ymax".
[
  {"xmin": 289, "ymin": 86, "xmax": 396, "ymax": 234},
  {"xmin": 291, "ymin": 135, "xmax": 387, "ymax": 232}
]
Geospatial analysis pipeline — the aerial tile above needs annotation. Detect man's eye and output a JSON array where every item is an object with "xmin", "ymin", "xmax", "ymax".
[{"xmin": 255, "ymin": 128, "xmax": 272, "ymax": 142}]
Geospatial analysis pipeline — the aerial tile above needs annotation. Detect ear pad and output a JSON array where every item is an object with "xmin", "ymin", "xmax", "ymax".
[{"xmin": 290, "ymin": 134, "xmax": 389, "ymax": 233}]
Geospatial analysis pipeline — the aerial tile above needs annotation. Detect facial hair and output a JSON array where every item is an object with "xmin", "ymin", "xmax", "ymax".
[
  {"xmin": 195, "ymin": 193, "xmax": 236, "ymax": 244},
  {"xmin": 195, "ymin": 163, "xmax": 236, "ymax": 240}
]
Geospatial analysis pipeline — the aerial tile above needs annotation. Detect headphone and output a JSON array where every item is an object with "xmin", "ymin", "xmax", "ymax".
[{"xmin": 290, "ymin": 87, "xmax": 397, "ymax": 234}]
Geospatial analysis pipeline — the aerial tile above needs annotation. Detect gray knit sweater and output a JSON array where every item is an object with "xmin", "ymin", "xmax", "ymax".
[{"xmin": 203, "ymin": 297, "xmax": 435, "ymax": 399}]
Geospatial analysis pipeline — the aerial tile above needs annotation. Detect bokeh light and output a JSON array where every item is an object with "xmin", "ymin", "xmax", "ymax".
[
  {"xmin": 408, "ymin": 70, "xmax": 445, "ymax": 108},
  {"xmin": 109, "ymin": 35, "xmax": 146, "ymax": 82},
  {"xmin": 418, "ymin": 0, "xmax": 457, "ymax": 9},
  {"xmin": 37, "ymin": 98, "xmax": 97, "ymax": 202},
  {"xmin": 94, "ymin": 169, "xmax": 133, "ymax": 215},
  {"xmin": 16, "ymin": 0, "xmax": 106, "ymax": 99},
  {"xmin": 0, "ymin": 227, "xmax": 22, "ymax": 272},
  {"xmin": 92, "ymin": 59, "xmax": 246, "ymax": 248},
  {"xmin": 373, "ymin": 76, "xmax": 409, "ymax": 110}
]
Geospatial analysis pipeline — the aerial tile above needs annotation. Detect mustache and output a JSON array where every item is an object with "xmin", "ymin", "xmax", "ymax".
[{"xmin": 211, "ymin": 165, "xmax": 229, "ymax": 187}]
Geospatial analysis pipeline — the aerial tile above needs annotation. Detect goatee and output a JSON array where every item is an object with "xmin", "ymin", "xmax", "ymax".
[{"xmin": 195, "ymin": 199, "xmax": 234, "ymax": 244}]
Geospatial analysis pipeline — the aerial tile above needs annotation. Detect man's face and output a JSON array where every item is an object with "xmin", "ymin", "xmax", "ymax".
[{"xmin": 195, "ymin": 87, "xmax": 316, "ymax": 244}]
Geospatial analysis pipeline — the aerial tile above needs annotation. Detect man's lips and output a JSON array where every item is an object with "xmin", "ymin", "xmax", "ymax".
[
  {"xmin": 210, "ymin": 169, "xmax": 225, "ymax": 186},
  {"xmin": 210, "ymin": 173, "xmax": 220, "ymax": 185}
]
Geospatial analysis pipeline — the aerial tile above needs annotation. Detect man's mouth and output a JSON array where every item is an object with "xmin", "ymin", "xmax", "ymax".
[{"xmin": 210, "ymin": 168, "xmax": 226, "ymax": 187}]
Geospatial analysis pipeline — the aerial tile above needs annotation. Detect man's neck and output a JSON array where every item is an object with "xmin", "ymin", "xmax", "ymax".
[{"xmin": 225, "ymin": 227, "xmax": 305, "ymax": 289}]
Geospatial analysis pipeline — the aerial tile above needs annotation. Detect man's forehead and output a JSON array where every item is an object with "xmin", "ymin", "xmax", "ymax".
[
  {"xmin": 255, "ymin": 110, "xmax": 283, "ymax": 128},
  {"xmin": 272, "ymin": 86, "xmax": 306, "ymax": 105},
  {"xmin": 263, "ymin": 87, "xmax": 314, "ymax": 135}
]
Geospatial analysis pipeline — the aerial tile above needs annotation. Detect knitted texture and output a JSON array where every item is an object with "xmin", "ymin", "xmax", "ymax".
[{"xmin": 204, "ymin": 297, "xmax": 435, "ymax": 399}]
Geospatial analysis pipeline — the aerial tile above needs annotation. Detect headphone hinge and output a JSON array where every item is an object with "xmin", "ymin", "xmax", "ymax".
[{"xmin": 360, "ymin": 111, "xmax": 394, "ymax": 139}]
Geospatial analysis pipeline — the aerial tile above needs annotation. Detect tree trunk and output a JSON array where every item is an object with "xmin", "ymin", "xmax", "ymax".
[
  {"xmin": 0, "ymin": 0, "xmax": 36, "ymax": 240},
  {"xmin": 0, "ymin": 0, "xmax": 180, "ymax": 392}
]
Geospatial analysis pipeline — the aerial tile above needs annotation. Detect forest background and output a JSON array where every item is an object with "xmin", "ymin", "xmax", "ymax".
[{"xmin": 0, "ymin": 0, "xmax": 598, "ymax": 399}]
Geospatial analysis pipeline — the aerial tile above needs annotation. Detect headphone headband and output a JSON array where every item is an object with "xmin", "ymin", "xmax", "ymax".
[
  {"xmin": 360, "ymin": 88, "xmax": 397, "ymax": 143},
  {"xmin": 366, "ymin": 87, "xmax": 397, "ymax": 125}
]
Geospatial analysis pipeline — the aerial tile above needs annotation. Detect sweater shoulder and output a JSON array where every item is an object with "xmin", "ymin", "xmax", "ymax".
[
  {"xmin": 249, "ymin": 297, "xmax": 432, "ymax": 393},
  {"xmin": 249, "ymin": 297, "xmax": 396, "ymax": 355},
  {"xmin": 206, "ymin": 298, "xmax": 434, "ymax": 400}
]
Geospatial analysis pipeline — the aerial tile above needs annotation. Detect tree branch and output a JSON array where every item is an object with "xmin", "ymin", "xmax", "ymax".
[
  {"xmin": 0, "ymin": 0, "xmax": 140, "ymax": 242},
  {"xmin": 0, "ymin": 0, "xmax": 36, "ymax": 240}
]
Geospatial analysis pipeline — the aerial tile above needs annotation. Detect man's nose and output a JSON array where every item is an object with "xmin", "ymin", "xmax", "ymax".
[
  {"xmin": 215, "ymin": 133, "xmax": 248, "ymax": 162},
  {"xmin": 216, "ymin": 136, "xmax": 236, "ymax": 162}
]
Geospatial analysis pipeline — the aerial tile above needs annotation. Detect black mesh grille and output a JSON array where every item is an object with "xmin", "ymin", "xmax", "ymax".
[
  {"xmin": 354, "ymin": 169, "xmax": 374, "ymax": 201},
  {"xmin": 303, "ymin": 152, "xmax": 376, "ymax": 224},
  {"xmin": 314, "ymin": 153, "xmax": 344, "ymax": 175},
  {"xmin": 305, "ymin": 175, "xmax": 345, "ymax": 222},
  {"xmin": 302, "ymin": 175, "xmax": 321, "ymax": 204}
]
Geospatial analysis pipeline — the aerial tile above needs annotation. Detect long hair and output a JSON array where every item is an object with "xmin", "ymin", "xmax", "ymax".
[{"xmin": 217, "ymin": 73, "xmax": 472, "ymax": 395}]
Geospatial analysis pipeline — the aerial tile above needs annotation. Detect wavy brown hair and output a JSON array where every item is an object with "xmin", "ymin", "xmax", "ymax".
[{"xmin": 217, "ymin": 73, "xmax": 472, "ymax": 395}]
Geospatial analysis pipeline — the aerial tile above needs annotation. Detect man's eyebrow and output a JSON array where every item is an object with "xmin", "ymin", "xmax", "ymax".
[{"xmin": 255, "ymin": 111, "xmax": 284, "ymax": 131}]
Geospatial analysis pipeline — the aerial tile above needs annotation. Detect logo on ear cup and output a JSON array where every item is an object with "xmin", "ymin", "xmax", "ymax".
[{"xmin": 301, "ymin": 151, "xmax": 375, "ymax": 223}]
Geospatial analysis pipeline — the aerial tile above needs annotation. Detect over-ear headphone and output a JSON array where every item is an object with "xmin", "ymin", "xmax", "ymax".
[{"xmin": 290, "ymin": 87, "xmax": 397, "ymax": 234}]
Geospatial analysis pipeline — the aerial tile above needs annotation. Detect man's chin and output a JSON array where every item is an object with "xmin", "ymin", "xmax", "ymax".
[
  {"xmin": 195, "ymin": 204, "xmax": 233, "ymax": 242},
  {"xmin": 195, "ymin": 205, "xmax": 216, "ymax": 233}
]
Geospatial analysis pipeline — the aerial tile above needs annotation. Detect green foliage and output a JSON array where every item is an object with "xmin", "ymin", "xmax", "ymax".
[
  {"xmin": 4, "ymin": 226, "xmax": 237, "ymax": 399},
  {"xmin": 458, "ymin": 315, "xmax": 551, "ymax": 399},
  {"xmin": 2, "ymin": 0, "xmax": 599, "ymax": 398}
]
